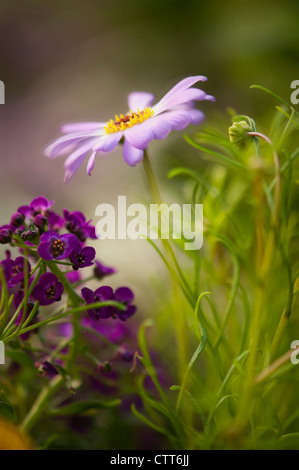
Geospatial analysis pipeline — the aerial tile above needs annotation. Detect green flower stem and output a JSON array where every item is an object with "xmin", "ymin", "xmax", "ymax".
[
  {"xmin": 2, "ymin": 263, "xmax": 44, "ymax": 338},
  {"xmin": 247, "ymin": 132, "xmax": 281, "ymax": 224},
  {"xmin": 237, "ymin": 132, "xmax": 281, "ymax": 427},
  {"xmin": 254, "ymin": 348, "xmax": 295, "ymax": 384},
  {"xmin": 22, "ymin": 301, "xmax": 40, "ymax": 329},
  {"xmin": 48, "ymin": 337, "xmax": 72, "ymax": 362},
  {"xmin": 214, "ymin": 252, "xmax": 240, "ymax": 350},
  {"xmin": 142, "ymin": 149, "xmax": 162, "ymax": 206},
  {"xmin": 3, "ymin": 300, "xmax": 125, "ymax": 344},
  {"xmin": 142, "ymin": 150, "xmax": 190, "ymax": 379},
  {"xmin": 270, "ymin": 277, "xmax": 298, "ymax": 359},
  {"xmin": 176, "ymin": 293, "xmax": 208, "ymax": 414},
  {"xmin": 0, "ymin": 294, "xmax": 14, "ymax": 339},
  {"xmin": 21, "ymin": 375, "xmax": 64, "ymax": 433},
  {"xmin": 16, "ymin": 250, "xmax": 29, "ymax": 333},
  {"xmin": 52, "ymin": 260, "xmax": 73, "ymax": 266}
]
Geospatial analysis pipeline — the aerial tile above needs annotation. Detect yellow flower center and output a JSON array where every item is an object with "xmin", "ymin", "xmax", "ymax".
[{"xmin": 105, "ymin": 108, "xmax": 154, "ymax": 134}]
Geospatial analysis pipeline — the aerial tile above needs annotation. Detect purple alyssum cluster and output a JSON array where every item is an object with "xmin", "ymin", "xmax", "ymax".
[
  {"xmin": 0, "ymin": 196, "xmax": 136, "ymax": 379},
  {"xmin": 81, "ymin": 286, "xmax": 136, "ymax": 321}
]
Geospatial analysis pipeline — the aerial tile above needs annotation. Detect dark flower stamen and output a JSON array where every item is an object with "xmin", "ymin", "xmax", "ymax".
[
  {"xmin": 76, "ymin": 254, "xmax": 84, "ymax": 265},
  {"xmin": 50, "ymin": 239, "xmax": 65, "ymax": 257},
  {"xmin": 46, "ymin": 286, "xmax": 57, "ymax": 299}
]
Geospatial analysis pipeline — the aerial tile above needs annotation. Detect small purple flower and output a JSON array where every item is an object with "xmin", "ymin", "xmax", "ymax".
[
  {"xmin": 1, "ymin": 255, "xmax": 31, "ymax": 288},
  {"xmin": 81, "ymin": 286, "xmax": 115, "ymax": 321},
  {"xmin": 38, "ymin": 231, "xmax": 80, "ymax": 260},
  {"xmin": 0, "ymin": 227, "xmax": 13, "ymax": 244},
  {"xmin": 81, "ymin": 286, "xmax": 136, "ymax": 322},
  {"xmin": 82, "ymin": 317, "xmax": 127, "ymax": 343},
  {"xmin": 11, "ymin": 212, "xmax": 25, "ymax": 228},
  {"xmin": 116, "ymin": 346, "xmax": 134, "ymax": 363},
  {"xmin": 64, "ymin": 210, "xmax": 96, "ymax": 241},
  {"xmin": 33, "ymin": 214, "xmax": 48, "ymax": 229},
  {"xmin": 32, "ymin": 272, "xmax": 63, "ymax": 306},
  {"xmin": 21, "ymin": 229, "xmax": 39, "ymax": 242},
  {"xmin": 114, "ymin": 287, "xmax": 136, "ymax": 321},
  {"xmin": 93, "ymin": 260, "xmax": 116, "ymax": 279},
  {"xmin": 66, "ymin": 270, "xmax": 81, "ymax": 284},
  {"xmin": 36, "ymin": 360, "xmax": 59, "ymax": 378},
  {"xmin": 18, "ymin": 196, "xmax": 54, "ymax": 217},
  {"xmin": 69, "ymin": 245, "xmax": 96, "ymax": 270},
  {"xmin": 47, "ymin": 211, "xmax": 65, "ymax": 231},
  {"xmin": 45, "ymin": 76, "xmax": 215, "ymax": 182}
]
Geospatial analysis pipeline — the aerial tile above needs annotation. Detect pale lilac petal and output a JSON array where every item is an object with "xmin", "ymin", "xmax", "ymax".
[
  {"xmin": 61, "ymin": 122, "xmax": 106, "ymax": 133},
  {"xmin": 157, "ymin": 109, "xmax": 204, "ymax": 131},
  {"xmin": 45, "ymin": 134, "xmax": 89, "ymax": 159},
  {"xmin": 92, "ymin": 132, "xmax": 122, "ymax": 152},
  {"xmin": 128, "ymin": 92, "xmax": 155, "ymax": 112},
  {"xmin": 64, "ymin": 153, "xmax": 89, "ymax": 183},
  {"xmin": 186, "ymin": 109, "xmax": 205, "ymax": 125},
  {"xmin": 153, "ymin": 88, "xmax": 210, "ymax": 115},
  {"xmin": 159, "ymin": 76, "xmax": 208, "ymax": 103},
  {"xmin": 64, "ymin": 139, "xmax": 97, "ymax": 183},
  {"xmin": 123, "ymin": 140, "xmax": 144, "ymax": 167},
  {"xmin": 204, "ymin": 94, "xmax": 216, "ymax": 102},
  {"xmin": 142, "ymin": 116, "xmax": 172, "ymax": 140},
  {"xmin": 155, "ymin": 76, "xmax": 208, "ymax": 113},
  {"xmin": 160, "ymin": 110, "xmax": 190, "ymax": 131},
  {"xmin": 87, "ymin": 151, "xmax": 96, "ymax": 176},
  {"xmin": 124, "ymin": 124, "xmax": 153, "ymax": 149}
]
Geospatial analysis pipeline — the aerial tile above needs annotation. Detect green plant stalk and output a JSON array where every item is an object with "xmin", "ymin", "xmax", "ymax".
[
  {"xmin": 271, "ymin": 277, "xmax": 298, "ymax": 359},
  {"xmin": 142, "ymin": 150, "xmax": 190, "ymax": 380},
  {"xmin": 176, "ymin": 292, "xmax": 208, "ymax": 414},
  {"xmin": 13, "ymin": 251, "xmax": 29, "ymax": 335},
  {"xmin": 2, "ymin": 261, "xmax": 44, "ymax": 338},
  {"xmin": 21, "ymin": 375, "xmax": 64, "ymax": 433},
  {"xmin": 237, "ymin": 133, "xmax": 281, "ymax": 427},
  {"xmin": 3, "ymin": 300, "xmax": 125, "ymax": 343}
]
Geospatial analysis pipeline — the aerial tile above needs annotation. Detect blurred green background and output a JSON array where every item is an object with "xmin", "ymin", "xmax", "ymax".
[{"xmin": 0, "ymin": 0, "xmax": 298, "ymax": 304}]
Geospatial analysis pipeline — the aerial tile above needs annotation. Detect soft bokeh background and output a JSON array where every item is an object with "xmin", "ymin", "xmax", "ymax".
[{"xmin": 0, "ymin": 0, "xmax": 298, "ymax": 306}]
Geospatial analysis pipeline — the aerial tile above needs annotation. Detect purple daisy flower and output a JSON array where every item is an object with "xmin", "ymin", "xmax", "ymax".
[
  {"xmin": 93, "ymin": 260, "xmax": 116, "ymax": 280},
  {"xmin": 32, "ymin": 272, "xmax": 63, "ymax": 306},
  {"xmin": 45, "ymin": 76, "xmax": 215, "ymax": 182},
  {"xmin": 69, "ymin": 245, "xmax": 96, "ymax": 270},
  {"xmin": 64, "ymin": 209, "xmax": 96, "ymax": 241},
  {"xmin": 81, "ymin": 286, "xmax": 115, "ymax": 321},
  {"xmin": 38, "ymin": 231, "xmax": 80, "ymax": 260}
]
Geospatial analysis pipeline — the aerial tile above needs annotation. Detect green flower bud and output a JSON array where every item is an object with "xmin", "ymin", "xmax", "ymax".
[{"xmin": 229, "ymin": 120, "xmax": 252, "ymax": 150}]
